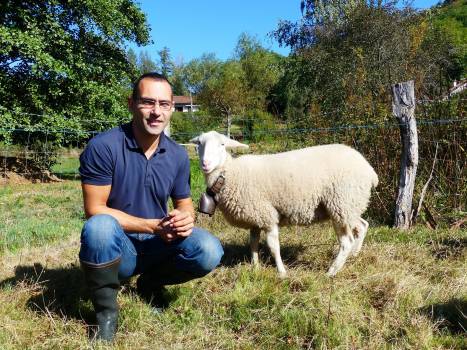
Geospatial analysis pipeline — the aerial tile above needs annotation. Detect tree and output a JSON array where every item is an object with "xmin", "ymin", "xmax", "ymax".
[
  {"xmin": 0, "ymin": 0, "xmax": 150, "ymax": 142},
  {"xmin": 182, "ymin": 53, "xmax": 222, "ymax": 94},
  {"xmin": 197, "ymin": 61, "xmax": 247, "ymax": 137},
  {"xmin": 158, "ymin": 46, "xmax": 174, "ymax": 77},
  {"xmin": 138, "ymin": 50, "xmax": 158, "ymax": 75},
  {"xmin": 234, "ymin": 33, "xmax": 284, "ymax": 113},
  {"xmin": 0, "ymin": 0, "xmax": 150, "ymax": 174},
  {"xmin": 171, "ymin": 64, "xmax": 188, "ymax": 96},
  {"xmin": 272, "ymin": 0, "xmax": 461, "ymax": 124},
  {"xmin": 431, "ymin": 0, "xmax": 466, "ymax": 78}
]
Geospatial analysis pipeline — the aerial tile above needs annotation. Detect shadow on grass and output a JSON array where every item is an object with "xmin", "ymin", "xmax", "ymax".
[
  {"xmin": 0, "ymin": 263, "xmax": 93, "ymax": 323},
  {"xmin": 52, "ymin": 172, "xmax": 80, "ymax": 181},
  {"xmin": 420, "ymin": 298, "xmax": 467, "ymax": 334},
  {"xmin": 428, "ymin": 237, "xmax": 467, "ymax": 260},
  {"xmin": 221, "ymin": 242, "xmax": 308, "ymax": 268}
]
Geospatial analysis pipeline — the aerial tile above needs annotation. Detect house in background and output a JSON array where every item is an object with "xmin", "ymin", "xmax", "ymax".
[
  {"xmin": 164, "ymin": 95, "xmax": 200, "ymax": 137},
  {"xmin": 441, "ymin": 78, "xmax": 467, "ymax": 101},
  {"xmin": 173, "ymin": 95, "xmax": 200, "ymax": 113}
]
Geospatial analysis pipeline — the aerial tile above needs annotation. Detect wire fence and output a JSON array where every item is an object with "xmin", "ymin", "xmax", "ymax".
[{"xmin": 1, "ymin": 97, "xmax": 466, "ymax": 226}]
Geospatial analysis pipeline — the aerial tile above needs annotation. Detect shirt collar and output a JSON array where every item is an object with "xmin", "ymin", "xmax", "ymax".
[{"xmin": 122, "ymin": 122, "xmax": 167, "ymax": 154}]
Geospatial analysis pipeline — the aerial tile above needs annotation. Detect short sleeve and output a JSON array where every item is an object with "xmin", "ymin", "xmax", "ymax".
[
  {"xmin": 170, "ymin": 150, "xmax": 191, "ymax": 199},
  {"xmin": 79, "ymin": 138, "xmax": 114, "ymax": 185}
]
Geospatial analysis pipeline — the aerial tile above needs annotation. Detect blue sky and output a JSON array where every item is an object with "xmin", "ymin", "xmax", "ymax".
[{"xmin": 129, "ymin": 0, "xmax": 442, "ymax": 64}]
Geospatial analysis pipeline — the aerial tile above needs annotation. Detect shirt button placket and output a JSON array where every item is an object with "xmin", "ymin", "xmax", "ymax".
[{"xmin": 144, "ymin": 157, "xmax": 150, "ymax": 187}]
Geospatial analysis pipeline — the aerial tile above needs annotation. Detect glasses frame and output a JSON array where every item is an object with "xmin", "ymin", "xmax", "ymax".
[{"xmin": 136, "ymin": 97, "xmax": 173, "ymax": 111}]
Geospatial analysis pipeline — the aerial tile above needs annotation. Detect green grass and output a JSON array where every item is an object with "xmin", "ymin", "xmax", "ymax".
[
  {"xmin": 0, "ymin": 181, "xmax": 83, "ymax": 253},
  {"xmin": 0, "ymin": 181, "xmax": 465, "ymax": 349},
  {"xmin": 51, "ymin": 156, "xmax": 80, "ymax": 175}
]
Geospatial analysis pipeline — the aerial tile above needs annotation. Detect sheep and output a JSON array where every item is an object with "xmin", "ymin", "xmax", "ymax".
[{"xmin": 190, "ymin": 131, "xmax": 379, "ymax": 277}]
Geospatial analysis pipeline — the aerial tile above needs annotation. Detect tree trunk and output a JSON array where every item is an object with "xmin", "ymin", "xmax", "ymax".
[
  {"xmin": 226, "ymin": 113, "xmax": 232, "ymax": 138},
  {"xmin": 392, "ymin": 80, "xmax": 418, "ymax": 230}
]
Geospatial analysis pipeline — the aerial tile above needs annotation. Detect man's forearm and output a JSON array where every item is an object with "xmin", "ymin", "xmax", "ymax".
[{"xmin": 86, "ymin": 206, "xmax": 161, "ymax": 234}]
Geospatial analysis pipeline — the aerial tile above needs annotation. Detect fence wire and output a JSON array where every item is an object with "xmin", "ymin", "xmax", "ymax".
[{"xmin": 1, "ymin": 109, "xmax": 466, "ymax": 226}]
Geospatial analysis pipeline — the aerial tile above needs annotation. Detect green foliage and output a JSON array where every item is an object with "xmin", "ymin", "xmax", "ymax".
[
  {"xmin": 197, "ymin": 60, "xmax": 248, "ymax": 135},
  {"xmin": 158, "ymin": 46, "xmax": 175, "ymax": 78},
  {"xmin": 0, "ymin": 0, "xmax": 150, "ymax": 169},
  {"xmin": 241, "ymin": 110, "xmax": 279, "ymax": 142},
  {"xmin": 272, "ymin": 1, "xmax": 462, "ymax": 124},
  {"xmin": 182, "ymin": 53, "xmax": 222, "ymax": 94},
  {"xmin": 235, "ymin": 33, "xmax": 285, "ymax": 112},
  {"xmin": 137, "ymin": 50, "xmax": 159, "ymax": 75},
  {"xmin": 171, "ymin": 65, "xmax": 189, "ymax": 96},
  {"xmin": 170, "ymin": 111, "xmax": 222, "ymax": 143},
  {"xmin": 431, "ymin": 0, "xmax": 467, "ymax": 77}
]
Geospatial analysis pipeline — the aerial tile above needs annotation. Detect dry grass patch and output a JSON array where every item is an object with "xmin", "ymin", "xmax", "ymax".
[{"xmin": 0, "ymin": 181, "xmax": 465, "ymax": 349}]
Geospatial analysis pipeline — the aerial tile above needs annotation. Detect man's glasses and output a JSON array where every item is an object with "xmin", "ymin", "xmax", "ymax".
[{"xmin": 137, "ymin": 98, "xmax": 173, "ymax": 111}]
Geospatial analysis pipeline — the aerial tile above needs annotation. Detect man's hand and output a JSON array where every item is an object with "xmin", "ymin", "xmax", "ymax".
[{"xmin": 159, "ymin": 209, "xmax": 194, "ymax": 243}]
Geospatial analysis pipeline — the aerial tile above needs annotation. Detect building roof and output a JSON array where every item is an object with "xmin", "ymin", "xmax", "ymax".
[{"xmin": 173, "ymin": 95, "xmax": 197, "ymax": 104}]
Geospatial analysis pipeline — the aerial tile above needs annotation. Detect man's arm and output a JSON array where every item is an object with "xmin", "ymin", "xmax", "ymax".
[
  {"xmin": 82, "ymin": 183, "xmax": 165, "ymax": 234},
  {"xmin": 173, "ymin": 197, "xmax": 195, "ymax": 220}
]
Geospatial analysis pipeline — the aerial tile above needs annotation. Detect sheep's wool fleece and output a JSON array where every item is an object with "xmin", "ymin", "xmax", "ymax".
[{"xmin": 208, "ymin": 144, "xmax": 378, "ymax": 230}]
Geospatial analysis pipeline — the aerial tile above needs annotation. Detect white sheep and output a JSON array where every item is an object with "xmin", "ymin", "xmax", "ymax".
[{"xmin": 190, "ymin": 131, "xmax": 379, "ymax": 277}]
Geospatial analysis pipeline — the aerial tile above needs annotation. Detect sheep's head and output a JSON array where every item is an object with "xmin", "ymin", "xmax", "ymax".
[{"xmin": 190, "ymin": 131, "xmax": 249, "ymax": 174}]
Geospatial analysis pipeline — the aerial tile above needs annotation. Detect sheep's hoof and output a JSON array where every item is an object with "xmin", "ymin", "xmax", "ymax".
[
  {"xmin": 326, "ymin": 269, "xmax": 337, "ymax": 278},
  {"xmin": 278, "ymin": 271, "xmax": 288, "ymax": 279}
]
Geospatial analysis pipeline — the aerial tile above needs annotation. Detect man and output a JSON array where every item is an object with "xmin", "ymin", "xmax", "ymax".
[{"xmin": 78, "ymin": 72, "xmax": 224, "ymax": 342}]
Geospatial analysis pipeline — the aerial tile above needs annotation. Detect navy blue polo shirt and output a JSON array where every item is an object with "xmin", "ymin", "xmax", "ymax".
[{"xmin": 79, "ymin": 122, "xmax": 191, "ymax": 219}]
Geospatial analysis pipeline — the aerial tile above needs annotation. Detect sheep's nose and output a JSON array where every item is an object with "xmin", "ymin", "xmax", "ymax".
[{"xmin": 202, "ymin": 159, "xmax": 210, "ymax": 167}]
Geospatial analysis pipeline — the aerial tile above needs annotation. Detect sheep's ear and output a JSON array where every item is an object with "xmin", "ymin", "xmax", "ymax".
[
  {"xmin": 222, "ymin": 136, "xmax": 249, "ymax": 150},
  {"xmin": 189, "ymin": 135, "xmax": 200, "ymax": 145}
]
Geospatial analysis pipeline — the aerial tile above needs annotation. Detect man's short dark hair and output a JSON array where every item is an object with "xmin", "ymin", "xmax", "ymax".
[{"xmin": 131, "ymin": 72, "xmax": 172, "ymax": 101}]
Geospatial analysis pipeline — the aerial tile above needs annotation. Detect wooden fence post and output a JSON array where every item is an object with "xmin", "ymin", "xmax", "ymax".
[{"xmin": 392, "ymin": 80, "xmax": 419, "ymax": 230}]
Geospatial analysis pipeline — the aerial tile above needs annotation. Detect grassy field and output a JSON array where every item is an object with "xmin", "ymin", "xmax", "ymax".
[{"xmin": 0, "ymin": 173, "xmax": 465, "ymax": 348}]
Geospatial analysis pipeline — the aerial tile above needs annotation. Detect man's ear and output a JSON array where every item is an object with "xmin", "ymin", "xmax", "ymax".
[
  {"xmin": 128, "ymin": 96, "xmax": 135, "ymax": 111},
  {"xmin": 221, "ymin": 135, "xmax": 249, "ymax": 150}
]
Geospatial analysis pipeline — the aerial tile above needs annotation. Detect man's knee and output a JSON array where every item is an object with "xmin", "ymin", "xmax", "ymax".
[
  {"xmin": 187, "ymin": 229, "xmax": 224, "ymax": 275},
  {"xmin": 80, "ymin": 214, "xmax": 121, "ymax": 252}
]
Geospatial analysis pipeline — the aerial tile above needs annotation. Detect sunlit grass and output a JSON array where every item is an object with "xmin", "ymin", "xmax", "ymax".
[{"xmin": 0, "ymin": 181, "xmax": 465, "ymax": 349}]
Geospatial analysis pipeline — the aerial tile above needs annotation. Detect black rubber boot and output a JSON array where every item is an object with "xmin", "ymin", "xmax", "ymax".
[{"xmin": 81, "ymin": 258, "xmax": 120, "ymax": 342}]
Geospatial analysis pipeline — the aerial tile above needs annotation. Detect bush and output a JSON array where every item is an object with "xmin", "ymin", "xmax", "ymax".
[
  {"xmin": 170, "ymin": 111, "xmax": 222, "ymax": 143},
  {"xmin": 240, "ymin": 110, "xmax": 279, "ymax": 142}
]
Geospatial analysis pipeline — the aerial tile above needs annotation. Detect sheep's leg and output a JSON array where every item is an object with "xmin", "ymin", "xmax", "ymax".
[
  {"xmin": 250, "ymin": 227, "xmax": 261, "ymax": 267},
  {"xmin": 266, "ymin": 225, "xmax": 287, "ymax": 278},
  {"xmin": 351, "ymin": 217, "xmax": 369, "ymax": 257},
  {"xmin": 327, "ymin": 223, "xmax": 355, "ymax": 277}
]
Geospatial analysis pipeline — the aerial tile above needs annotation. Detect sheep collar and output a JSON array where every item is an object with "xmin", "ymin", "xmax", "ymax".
[{"xmin": 207, "ymin": 172, "xmax": 225, "ymax": 197}]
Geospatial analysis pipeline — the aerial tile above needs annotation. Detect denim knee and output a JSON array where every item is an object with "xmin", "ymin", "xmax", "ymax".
[
  {"xmin": 79, "ymin": 214, "xmax": 123, "ymax": 264},
  {"xmin": 183, "ymin": 229, "xmax": 224, "ymax": 276}
]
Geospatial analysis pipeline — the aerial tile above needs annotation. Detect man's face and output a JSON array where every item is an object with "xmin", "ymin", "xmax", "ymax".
[{"xmin": 129, "ymin": 78, "xmax": 173, "ymax": 138}]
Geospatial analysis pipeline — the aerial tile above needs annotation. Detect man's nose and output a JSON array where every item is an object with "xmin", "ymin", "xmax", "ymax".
[{"xmin": 150, "ymin": 103, "xmax": 162, "ymax": 114}]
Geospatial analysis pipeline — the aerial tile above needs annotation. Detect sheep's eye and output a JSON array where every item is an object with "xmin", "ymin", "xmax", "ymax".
[{"xmin": 220, "ymin": 143, "xmax": 225, "ymax": 147}]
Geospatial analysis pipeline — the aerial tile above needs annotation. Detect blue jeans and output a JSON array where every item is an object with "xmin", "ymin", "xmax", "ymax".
[{"xmin": 79, "ymin": 214, "xmax": 224, "ymax": 284}]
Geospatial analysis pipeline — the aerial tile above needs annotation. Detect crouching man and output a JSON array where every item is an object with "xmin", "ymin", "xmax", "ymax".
[{"xmin": 78, "ymin": 72, "xmax": 223, "ymax": 342}]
